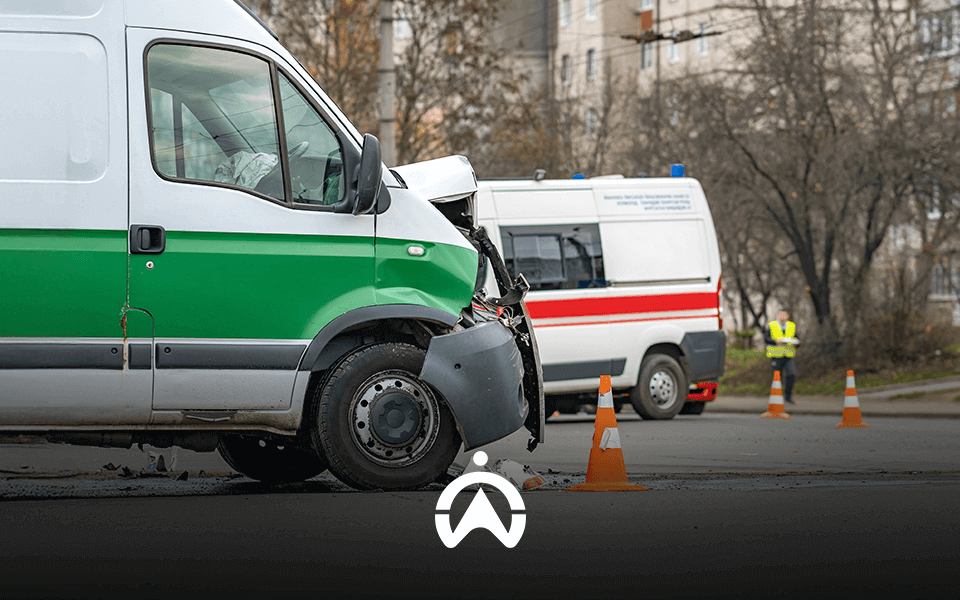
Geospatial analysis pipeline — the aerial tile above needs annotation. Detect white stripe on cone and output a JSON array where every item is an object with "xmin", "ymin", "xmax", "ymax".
[
  {"xmin": 599, "ymin": 427, "xmax": 621, "ymax": 450},
  {"xmin": 845, "ymin": 374, "xmax": 860, "ymax": 408},
  {"xmin": 769, "ymin": 380, "xmax": 784, "ymax": 405},
  {"xmin": 598, "ymin": 389, "xmax": 614, "ymax": 409}
]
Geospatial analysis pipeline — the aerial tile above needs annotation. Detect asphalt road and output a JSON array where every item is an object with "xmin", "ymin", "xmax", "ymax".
[{"xmin": 2, "ymin": 413, "xmax": 959, "ymax": 598}]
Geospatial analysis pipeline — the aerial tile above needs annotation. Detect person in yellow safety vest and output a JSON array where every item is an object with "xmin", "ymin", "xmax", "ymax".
[{"xmin": 765, "ymin": 310, "xmax": 800, "ymax": 405}]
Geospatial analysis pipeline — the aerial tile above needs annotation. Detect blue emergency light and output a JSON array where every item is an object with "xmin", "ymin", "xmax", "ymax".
[
  {"xmin": 572, "ymin": 173, "xmax": 585, "ymax": 179},
  {"xmin": 671, "ymin": 164, "xmax": 685, "ymax": 177}
]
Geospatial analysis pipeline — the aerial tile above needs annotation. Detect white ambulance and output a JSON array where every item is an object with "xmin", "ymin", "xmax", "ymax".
[{"xmin": 476, "ymin": 173, "xmax": 725, "ymax": 419}]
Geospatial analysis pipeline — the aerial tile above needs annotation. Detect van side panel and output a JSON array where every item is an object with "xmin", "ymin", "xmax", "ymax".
[{"xmin": 0, "ymin": 6, "xmax": 153, "ymax": 425}]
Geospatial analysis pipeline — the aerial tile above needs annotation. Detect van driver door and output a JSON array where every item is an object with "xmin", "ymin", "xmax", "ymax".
[{"xmin": 125, "ymin": 30, "xmax": 374, "ymax": 415}]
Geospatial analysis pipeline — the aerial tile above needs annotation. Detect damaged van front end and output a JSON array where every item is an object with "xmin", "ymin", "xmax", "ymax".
[{"xmin": 392, "ymin": 157, "xmax": 544, "ymax": 453}]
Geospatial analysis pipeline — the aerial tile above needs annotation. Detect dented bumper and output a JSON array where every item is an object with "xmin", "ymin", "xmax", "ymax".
[
  {"xmin": 420, "ymin": 321, "xmax": 526, "ymax": 450},
  {"xmin": 419, "ymin": 225, "xmax": 545, "ymax": 452}
]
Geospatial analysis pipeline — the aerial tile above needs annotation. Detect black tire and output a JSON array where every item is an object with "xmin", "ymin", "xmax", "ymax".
[
  {"xmin": 630, "ymin": 354, "xmax": 688, "ymax": 420},
  {"xmin": 217, "ymin": 434, "xmax": 327, "ymax": 484},
  {"xmin": 680, "ymin": 400, "xmax": 706, "ymax": 415},
  {"xmin": 310, "ymin": 343, "xmax": 461, "ymax": 491}
]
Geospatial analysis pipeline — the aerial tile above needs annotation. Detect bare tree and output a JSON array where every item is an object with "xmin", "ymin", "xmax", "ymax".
[
  {"xmin": 627, "ymin": 0, "xmax": 960, "ymax": 361},
  {"xmin": 393, "ymin": 0, "xmax": 516, "ymax": 166},
  {"xmin": 247, "ymin": 0, "xmax": 380, "ymax": 133},
  {"xmin": 690, "ymin": 0, "xmax": 947, "ymax": 360}
]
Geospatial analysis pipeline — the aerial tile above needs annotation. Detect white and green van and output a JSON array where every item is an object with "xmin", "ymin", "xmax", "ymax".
[{"xmin": 0, "ymin": 0, "xmax": 543, "ymax": 490}]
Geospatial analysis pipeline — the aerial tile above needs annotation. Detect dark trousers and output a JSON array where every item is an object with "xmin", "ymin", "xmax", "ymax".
[{"xmin": 770, "ymin": 357, "xmax": 796, "ymax": 402}]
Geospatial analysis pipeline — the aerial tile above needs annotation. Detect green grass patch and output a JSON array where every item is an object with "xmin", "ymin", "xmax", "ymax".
[
  {"xmin": 890, "ymin": 391, "xmax": 926, "ymax": 400},
  {"xmin": 719, "ymin": 345, "xmax": 960, "ymax": 396}
]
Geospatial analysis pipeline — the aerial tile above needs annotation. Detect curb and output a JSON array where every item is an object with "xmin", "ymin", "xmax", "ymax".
[
  {"xmin": 706, "ymin": 406, "xmax": 960, "ymax": 419},
  {"xmin": 857, "ymin": 375, "xmax": 960, "ymax": 396}
]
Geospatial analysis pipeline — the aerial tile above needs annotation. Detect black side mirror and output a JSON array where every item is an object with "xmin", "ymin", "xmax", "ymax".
[
  {"xmin": 333, "ymin": 132, "xmax": 382, "ymax": 215},
  {"xmin": 355, "ymin": 134, "xmax": 382, "ymax": 215}
]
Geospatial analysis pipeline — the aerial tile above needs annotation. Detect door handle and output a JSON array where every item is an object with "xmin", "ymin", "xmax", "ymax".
[{"xmin": 130, "ymin": 225, "xmax": 166, "ymax": 255}]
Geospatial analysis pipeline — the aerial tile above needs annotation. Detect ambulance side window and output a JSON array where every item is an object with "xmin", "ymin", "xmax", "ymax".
[{"xmin": 501, "ymin": 224, "xmax": 605, "ymax": 291}]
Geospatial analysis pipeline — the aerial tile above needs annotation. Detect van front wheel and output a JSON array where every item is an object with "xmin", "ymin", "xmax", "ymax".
[
  {"xmin": 630, "ymin": 354, "xmax": 688, "ymax": 420},
  {"xmin": 310, "ymin": 343, "xmax": 461, "ymax": 491}
]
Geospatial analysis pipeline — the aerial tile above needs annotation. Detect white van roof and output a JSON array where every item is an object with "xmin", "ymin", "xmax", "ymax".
[
  {"xmin": 1, "ymin": 1, "xmax": 271, "ymax": 45},
  {"xmin": 124, "ymin": 0, "xmax": 278, "ymax": 48}
]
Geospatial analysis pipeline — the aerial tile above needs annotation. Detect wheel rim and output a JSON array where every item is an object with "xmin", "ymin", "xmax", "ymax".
[
  {"xmin": 350, "ymin": 370, "xmax": 440, "ymax": 468},
  {"xmin": 648, "ymin": 369, "xmax": 678, "ymax": 410}
]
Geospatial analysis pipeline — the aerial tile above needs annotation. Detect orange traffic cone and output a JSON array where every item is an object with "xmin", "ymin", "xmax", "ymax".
[
  {"xmin": 837, "ymin": 370, "xmax": 868, "ymax": 428},
  {"xmin": 761, "ymin": 370, "xmax": 791, "ymax": 419},
  {"xmin": 567, "ymin": 376, "xmax": 647, "ymax": 492}
]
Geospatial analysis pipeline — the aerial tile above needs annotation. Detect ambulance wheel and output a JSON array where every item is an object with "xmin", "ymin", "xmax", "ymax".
[
  {"xmin": 680, "ymin": 400, "xmax": 706, "ymax": 415},
  {"xmin": 310, "ymin": 342, "xmax": 461, "ymax": 491},
  {"xmin": 217, "ymin": 434, "xmax": 327, "ymax": 484},
  {"xmin": 544, "ymin": 397, "xmax": 557, "ymax": 420},
  {"xmin": 631, "ymin": 354, "xmax": 688, "ymax": 420}
]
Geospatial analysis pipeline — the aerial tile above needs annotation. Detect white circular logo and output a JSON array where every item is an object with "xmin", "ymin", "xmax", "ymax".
[{"xmin": 434, "ymin": 452, "xmax": 527, "ymax": 549}]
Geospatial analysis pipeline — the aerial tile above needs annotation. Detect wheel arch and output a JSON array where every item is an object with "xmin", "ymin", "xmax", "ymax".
[
  {"xmin": 636, "ymin": 323, "xmax": 689, "ymax": 382},
  {"xmin": 296, "ymin": 305, "xmax": 460, "ymax": 436},
  {"xmin": 298, "ymin": 305, "xmax": 458, "ymax": 373}
]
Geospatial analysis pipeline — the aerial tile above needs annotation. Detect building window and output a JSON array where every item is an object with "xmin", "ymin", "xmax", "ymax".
[
  {"xmin": 641, "ymin": 43, "xmax": 653, "ymax": 69},
  {"xmin": 394, "ymin": 8, "xmax": 410, "ymax": 39},
  {"xmin": 586, "ymin": 48, "xmax": 596, "ymax": 80},
  {"xmin": 639, "ymin": 0, "xmax": 653, "ymax": 8},
  {"xmin": 586, "ymin": 108, "xmax": 598, "ymax": 137},
  {"xmin": 561, "ymin": 0, "xmax": 571, "ymax": 28},
  {"xmin": 931, "ymin": 257, "xmax": 960, "ymax": 297},
  {"xmin": 587, "ymin": 0, "xmax": 597, "ymax": 21},
  {"xmin": 918, "ymin": 13, "xmax": 956, "ymax": 57},
  {"xmin": 561, "ymin": 54, "xmax": 571, "ymax": 86},
  {"xmin": 697, "ymin": 23, "xmax": 709, "ymax": 55},
  {"xmin": 668, "ymin": 30, "xmax": 679, "ymax": 62}
]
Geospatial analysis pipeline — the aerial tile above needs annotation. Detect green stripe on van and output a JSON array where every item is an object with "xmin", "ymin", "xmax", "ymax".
[
  {"xmin": 129, "ymin": 230, "xmax": 378, "ymax": 340},
  {"xmin": 0, "ymin": 228, "xmax": 127, "ymax": 338},
  {"xmin": 374, "ymin": 237, "xmax": 477, "ymax": 317},
  {"xmin": 1, "ymin": 229, "xmax": 477, "ymax": 342}
]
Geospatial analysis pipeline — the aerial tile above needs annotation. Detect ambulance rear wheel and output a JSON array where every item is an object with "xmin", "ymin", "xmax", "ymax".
[
  {"xmin": 631, "ymin": 354, "xmax": 687, "ymax": 420},
  {"xmin": 310, "ymin": 343, "xmax": 461, "ymax": 491}
]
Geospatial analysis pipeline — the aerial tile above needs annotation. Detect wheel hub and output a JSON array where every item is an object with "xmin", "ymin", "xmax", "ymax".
[
  {"xmin": 351, "ymin": 371, "xmax": 439, "ymax": 468},
  {"xmin": 649, "ymin": 370, "xmax": 678, "ymax": 408},
  {"xmin": 370, "ymin": 392, "xmax": 421, "ymax": 446}
]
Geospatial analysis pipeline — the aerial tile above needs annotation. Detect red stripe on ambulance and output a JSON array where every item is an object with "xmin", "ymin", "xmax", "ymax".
[{"xmin": 525, "ymin": 292, "xmax": 719, "ymax": 320}]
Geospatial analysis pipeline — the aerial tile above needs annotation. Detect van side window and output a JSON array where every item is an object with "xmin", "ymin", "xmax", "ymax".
[
  {"xmin": 146, "ymin": 44, "xmax": 285, "ymax": 201},
  {"xmin": 278, "ymin": 73, "xmax": 344, "ymax": 206},
  {"xmin": 501, "ymin": 224, "xmax": 606, "ymax": 291}
]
